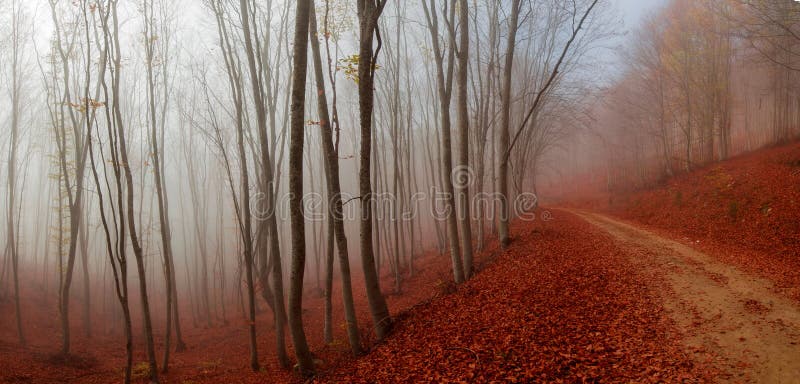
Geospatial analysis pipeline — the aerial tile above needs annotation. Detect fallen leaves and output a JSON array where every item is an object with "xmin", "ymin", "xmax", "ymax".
[
  {"xmin": 610, "ymin": 142, "xmax": 800, "ymax": 303},
  {"xmin": 315, "ymin": 214, "xmax": 707, "ymax": 383}
]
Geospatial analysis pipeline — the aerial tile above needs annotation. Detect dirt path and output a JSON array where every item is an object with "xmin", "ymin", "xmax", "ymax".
[{"xmin": 572, "ymin": 211, "xmax": 800, "ymax": 383}]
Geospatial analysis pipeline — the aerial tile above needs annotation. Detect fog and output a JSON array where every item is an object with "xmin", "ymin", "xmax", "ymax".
[{"xmin": 1, "ymin": 0, "xmax": 797, "ymax": 380}]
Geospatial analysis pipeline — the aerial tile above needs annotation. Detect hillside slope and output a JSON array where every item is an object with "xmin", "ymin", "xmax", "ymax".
[
  {"xmin": 609, "ymin": 142, "xmax": 800, "ymax": 302},
  {"xmin": 316, "ymin": 215, "xmax": 707, "ymax": 383}
]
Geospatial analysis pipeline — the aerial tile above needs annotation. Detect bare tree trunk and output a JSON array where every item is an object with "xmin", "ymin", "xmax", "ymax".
[
  {"xmin": 422, "ymin": 124, "xmax": 446, "ymax": 254},
  {"xmin": 422, "ymin": 0, "xmax": 464, "ymax": 283},
  {"xmin": 453, "ymin": 0, "xmax": 473, "ymax": 278},
  {"xmin": 216, "ymin": 189, "xmax": 228, "ymax": 324},
  {"xmin": 287, "ymin": 0, "xmax": 315, "ymax": 376},
  {"xmin": 6, "ymin": 0, "xmax": 25, "ymax": 345},
  {"xmin": 236, "ymin": 0, "xmax": 290, "ymax": 367},
  {"xmin": 78, "ymin": 209, "xmax": 91, "ymax": 338},
  {"xmin": 497, "ymin": 0, "xmax": 521, "ymax": 248},
  {"xmin": 48, "ymin": 0, "xmax": 92, "ymax": 356},
  {"xmin": 323, "ymin": 217, "xmax": 334, "ymax": 344},
  {"xmin": 357, "ymin": 0, "xmax": 392, "ymax": 341},
  {"xmin": 183, "ymin": 129, "xmax": 212, "ymax": 328},
  {"xmin": 390, "ymin": 3, "xmax": 405, "ymax": 293},
  {"xmin": 141, "ymin": 0, "xmax": 183, "ymax": 371},
  {"xmin": 309, "ymin": 3, "xmax": 362, "ymax": 354},
  {"xmin": 109, "ymin": 2, "xmax": 159, "ymax": 379},
  {"xmin": 87, "ymin": 5, "xmax": 132, "ymax": 378},
  {"xmin": 87, "ymin": 121, "xmax": 134, "ymax": 383},
  {"xmin": 211, "ymin": 0, "xmax": 260, "ymax": 369}
]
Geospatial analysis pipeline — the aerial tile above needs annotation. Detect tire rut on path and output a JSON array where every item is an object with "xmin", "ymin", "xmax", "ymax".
[{"xmin": 572, "ymin": 211, "xmax": 800, "ymax": 383}]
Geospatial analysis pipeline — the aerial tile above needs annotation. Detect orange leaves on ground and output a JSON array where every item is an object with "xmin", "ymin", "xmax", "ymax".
[
  {"xmin": 316, "ymin": 214, "xmax": 708, "ymax": 383},
  {"xmin": 611, "ymin": 142, "xmax": 800, "ymax": 303}
]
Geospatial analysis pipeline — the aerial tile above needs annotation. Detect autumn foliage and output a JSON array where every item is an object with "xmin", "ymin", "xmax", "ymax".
[
  {"xmin": 316, "ymin": 216, "xmax": 710, "ymax": 383},
  {"xmin": 610, "ymin": 141, "xmax": 800, "ymax": 302}
]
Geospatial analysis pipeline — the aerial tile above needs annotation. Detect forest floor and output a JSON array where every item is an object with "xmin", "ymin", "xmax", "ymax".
[
  {"xmin": 606, "ymin": 142, "xmax": 800, "ymax": 304},
  {"xmin": 317, "ymin": 213, "xmax": 712, "ymax": 383},
  {"xmin": 316, "ymin": 142, "xmax": 800, "ymax": 382},
  {"xmin": 2, "ymin": 143, "xmax": 800, "ymax": 383},
  {"xmin": 573, "ymin": 211, "xmax": 800, "ymax": 382},
  {"xmin": 2, "ymin": 212, "xmax": 718, "ymax": 384}
]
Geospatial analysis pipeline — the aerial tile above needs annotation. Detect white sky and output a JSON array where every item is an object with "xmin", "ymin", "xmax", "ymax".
[
  {"xmin": 602, "ymin": 0, "xmax": 668, "ymax": 78},
  {"xmin": 614, "ymin": 0, "xmax": 667, "ymax": 28}
]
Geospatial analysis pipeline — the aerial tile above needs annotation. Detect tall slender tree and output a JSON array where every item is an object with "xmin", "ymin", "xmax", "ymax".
[
  {"xmin": 47, "ymin": 0, "xmax": 93, "ymax": 355},
  {"xmin": 497, "ymin": 0, "xmax": 521, "ymax": 248},
  {"xmin": 287, "ymin": 0, "xmax": 315, "ymax": 376},
  {"xmin": 86, "ymin": 4, "xmax": 134, "ymax": 382},
  {"xmin": 356, "ymin": 0, "xmax": 392, "ymax": 341},
  {"xmin": 141, "ymin": 0, "xmax": 185, "ymax": 371},
  {"xmin": 422, "ymin": 0, "xmax": 464, "ymax": 282},
  {"xmin": 308, "ymin": 1, "xmax": 362, "ymax": 355},
  {"xmin": 5, "ymin": 0, "xmax": 26, "ymax": 347},
  {"xmin": 108, "ymin": 0, "xmax": 160, "ymax": 377},
  {"xmin": 208, "ymin": 0, "xmax": 260, "ymax": 370},
  {"xmin": 237, "ymin": 0, "xmax": 290, "ymax": 367},
  {"xmin": 453, "ymin": 0, "xmax": 473, "ymax": 278}
]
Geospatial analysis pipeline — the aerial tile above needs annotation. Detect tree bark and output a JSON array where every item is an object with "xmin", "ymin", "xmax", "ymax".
[
  {"xmin": 309, "ymin": 3, "xmax": 362, "ymax": 355},
  {"xmin": 287, "ymin": 0, "xmax": 315, "ymax": 376},
  {"xmin": 101, "ymin": 1, "xmax": 160, "ymax": 379},
  {"xmin": 236, "ymin": 0, "xmax": 290, "ymax": 367},
  {"xmin": 454, "ymin": 0, "xmax": 473, "ymax": 278},
  {"xmin": 497, "ymin": 0, "xmax": 521, "ymax": 248},
  {"xmin": 6, "ymin": 1, "xmax": 24, "ymax": 345},
  {"xmin": 422, "ymin": 0, "xmax": 464, "ymax": 282},
  {"xmin": 357, "ymin": 0, "xmax": 392, "ymax": 341}
]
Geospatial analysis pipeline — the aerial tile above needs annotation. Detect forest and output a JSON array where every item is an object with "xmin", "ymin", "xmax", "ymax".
[{"xmin": 1, "ymin": 0, "xmax": 799, "ymax": 383}]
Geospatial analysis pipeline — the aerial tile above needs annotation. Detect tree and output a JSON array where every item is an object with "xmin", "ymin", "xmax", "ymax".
[
  {"xmin": 308, "ymin": 1, "xmax": 362, "ymax": 355},
  {"xmin": 421, "ymin": 0, "xmax": 464, "ymax": 284},
  {"xmin": 141, "ymin": 0, "xmax": 186, "ymax": 371},
  {"xmin": 731, "ymin": 0, "xmax": 799, "ymax": 143},
  {"xmin": 500, "ymin": 0, "xmax": 599, "ymax": 243},
  {"xmin": 287, "ymin": 0, "xmax": 315, "ymax": 376},
  {"xmin": 179, "ymin": 102, "xmax": 213, "ymax": 328},
  {"xmin": 107, "ymin": 0, "xmax": 160, "ymax": 377},
  {"xmin": 452, "ymin": 0, "xmax": 473, "ymax": 278},
  {"xmin": 236, "ymin": 0, "xmax": 290, "ymax": 367},
  {"xmin": 356, "ymin": 0, "xmax": 392, "ymax": 341},
  {"xmin": 496, "ymin": 0, "xmax": 521, "ymax": 248},
  {"xmin": 85, "ymin": 3, "xmax": 134, "ymax": 381},
  {"xmin": 208, "ymin": 0, "xmax": 260, "ymax": 370},
  {"xmin": 4, "ymin": 0, "xmax": 27, "ymax": 347},
  {"xmin": 47, "ymin": 0, "xmax": 94, "ymax": 356},
  {"xmin": 468, "ymin": 0, "xmax": 500, "ymax": 252}
]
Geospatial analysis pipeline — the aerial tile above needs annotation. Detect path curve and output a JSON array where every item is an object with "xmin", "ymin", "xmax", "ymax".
[{"xmin": 572, "ymin": 211, "xmax": 800, "ymax": 383}]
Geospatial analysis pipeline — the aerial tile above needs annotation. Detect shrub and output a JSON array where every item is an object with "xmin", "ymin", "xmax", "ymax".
[{"xmin": 131, "ymin": 362, "xmax": 151, "ymax": 380}]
